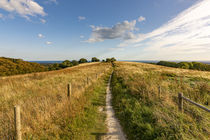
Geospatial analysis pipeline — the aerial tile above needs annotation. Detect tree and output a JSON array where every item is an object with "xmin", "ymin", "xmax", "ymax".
[
  {"xmin": 71, "ymin": 60, "xmax": 79, "ymax": 66},
  {"xmin": 79, "ymin": 58, "xmax": 88, "ymax": 64},
  {"xmin": 106, "ymin": 58, "xmax": 111, "ymax": 62},
  {"xmin": 177, "ymin": 62, "xmax": 190, "ymax": 69},
  {"xmin": 157, "ymin": 61, "xmax": 177, "ymax": 67},
  {"xmin": 91, "ymin": 57, "xmax": 100, "ymax": 62},
  {"xmin": 106, "ymin": 57, "xmax": 116, "ymax": 62},
  {"xmin": 60, "ymin": 60, "xmax": 72, "ymax": 68},
  {"xmin": 111, "ymin": 57, "xmax": 116, "ymax": 62}
]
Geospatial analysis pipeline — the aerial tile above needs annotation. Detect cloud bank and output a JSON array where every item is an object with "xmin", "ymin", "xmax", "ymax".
[
  {"xmin": 0, "ymin": 0, "xmax": 46, "ymax": 19},
  {"xmin": 118, "ymin": 0, "xmax": 210, "ymax": 60}
]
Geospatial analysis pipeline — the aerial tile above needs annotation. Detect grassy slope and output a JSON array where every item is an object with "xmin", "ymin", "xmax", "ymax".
[
  {"xmin": 111, "ymin": 62, "xmax": 210, "ymax": 140},
  {"xmin": 57, "ymin": 72, "xmax": 110, "ymax": 140},
  {"xmin": 0, "ymin": 62, "xmax": 112, "ymax": 139},
  {"xmin": 0, "ymin": 57, "xmax": 47, "ymax": 76}
]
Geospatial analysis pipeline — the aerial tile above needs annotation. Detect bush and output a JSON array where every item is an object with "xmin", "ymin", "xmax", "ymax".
[
  {"xmin": 106, "ymin": 57, "xmax": 116, "ymax": 62},
  {"xmin": 91, "ymin": 57, "xmax": 100, "ymax": 62},
  {"xmin": 60, "ymin": 60, "xmax": 73, "ymax": 68},
  {"xmin": 79, "ymin": 58, "xmax": 88, "ymax": 64},
  {"xmin": 71, "ymin": 60, "xmax": 79, "ymax": 66},
  {"xmin": 157, "ymin": 61, "xmax": 177, "ymax": 68},
  {"xmin": 177, "ymin": 62, "xmax": 190, "ymax": 69}
]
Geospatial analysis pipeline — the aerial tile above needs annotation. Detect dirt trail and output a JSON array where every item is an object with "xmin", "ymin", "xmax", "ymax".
[{"xmin": 103, "ymin": 74, "xmax": 126, "ymax": 140}]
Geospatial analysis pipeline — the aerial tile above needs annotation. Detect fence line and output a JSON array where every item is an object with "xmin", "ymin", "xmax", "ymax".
[
  {"xmin": 178, "ymin": 93, "xmax": 210, "ymax": 113},
  {"xmin": 10, "ymin": 71, "xmax": 106, "ymax": 139}
]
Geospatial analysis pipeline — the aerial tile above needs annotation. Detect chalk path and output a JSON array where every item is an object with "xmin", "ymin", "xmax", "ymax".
[{"xmin": 103, "ymin": 74, "xmax": 126, "ymax": 140}]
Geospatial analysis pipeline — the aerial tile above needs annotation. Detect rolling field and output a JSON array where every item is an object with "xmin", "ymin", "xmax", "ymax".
[
  {"xmin": 111, "ymin": 62, "xmax": 210, "ymax": 140},
  {"xmin": 0, "ymin": 62, "xmax": 112, "ymax": 139},
  {"xmin": 1, "ymin": 61, "xmax": 209, "ymax": 140}
]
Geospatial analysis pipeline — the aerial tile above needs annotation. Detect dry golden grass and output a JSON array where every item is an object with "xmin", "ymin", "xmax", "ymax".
[
  {"xmin": 0, "ymin": 62, "xmax": 112, "ymax": 139},
  {"xmin": 112, "ymin": 61, "xmax": 210, "ymax": 139},
  {"xmin": 118, "ymin": 61, "xmax": 210, "ymax": 79}
]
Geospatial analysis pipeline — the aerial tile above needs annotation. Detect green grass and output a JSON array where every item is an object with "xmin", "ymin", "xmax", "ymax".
[
  {"xmin": 32, "ymin": 74, "xmax": 110, "ymax": 140},
  {"xmin": 110, "ymin": 62, "xmax": 210, "ymax": 140},
  {"xmin": 56, "ymin": 74, "xmax": 109, "ymax": 140},
  {"xmin": 111, "ymin": 74, "xmax": 164, "ymax": 140}
]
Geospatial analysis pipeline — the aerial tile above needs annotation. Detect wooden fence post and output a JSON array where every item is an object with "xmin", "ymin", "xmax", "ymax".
[
  {"xmin": 87, "ymin": 77, "xmax": 89, "ymax": 85},
  {"xmin": 158, "ymin": 86, "xmax": 161, "ymax": 98},
  {"xmin": 178, "ymin": 93, "xmax": 183, "ymax": 113},
  {"xmin": 14, "ymin": 105, "xmax": 22, "ymax": 140},
  {"xmin": 67, "ymin": 83, "xmax": 71, "ymax": 98}
]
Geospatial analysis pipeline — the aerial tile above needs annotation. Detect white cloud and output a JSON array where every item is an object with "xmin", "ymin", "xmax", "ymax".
[
  {"xmin": 87, "ymin": 20, "xmax": 137, "ymax": 43},
  {"xmin": 40, "ymin": 18, "xmax": 46, "ymax": 24},
  {"xmin": 118, "ymin": 0, "xmax": 210, "ymax": 60},
  {"xmin": 38, "ymin": 34, "xmax": 44, "ymax": 38},
  {"xmin": 109, "ymin": 47, "xmax": 125, "ymax": 51},
  {"xmin": 123, "ymin": 32, "xmax": 136, "ymax": 40},
  {"xmin": 80, "ymin": 35, "xmax": 84, "ymax": 39},
  {"xmin": 138, "ymin": 16, "xmax": 146, "ymax": 22},
  {"xmin": 0, "ymin": 0, "xmax": 46, "ymax": 19},
  {"xmin": 46, "ymin": 41, "xmax": 52, "ymax": 45},
  {"xmin": 44, "ymin": 0, "xmax": 58, "ymax": 5},
  {"xmin": 78, "ymin": 16, "xmax": 86, "ymax": 21}
]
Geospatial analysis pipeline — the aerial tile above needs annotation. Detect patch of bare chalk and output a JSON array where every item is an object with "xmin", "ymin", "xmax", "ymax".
[{"xmin": 103, "ymin": 74, "xmax": 127, "ymax": 140}]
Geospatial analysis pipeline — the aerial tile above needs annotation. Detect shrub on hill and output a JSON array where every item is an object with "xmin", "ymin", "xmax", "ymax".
[
  {"xmin": 47, "ymin": 60, "xmax": 79, "ymax": 70},
  {"xmin": 91, "ymin": 57, "xmax": 100, "ymax": 62},
  {"xmin": 106, "ymin": 57, "xmax": 116, "ymax": 62},
  {"xmin": 79, "ymin": 58, "xmax": 88, "ymax": 63},
  {"xmin": 157, "ymin": 61, "xmax": 210, "ymax": 71},
  {"xmin": 71, "ymin": 60, "xmax": 79, "ymax": 66}
]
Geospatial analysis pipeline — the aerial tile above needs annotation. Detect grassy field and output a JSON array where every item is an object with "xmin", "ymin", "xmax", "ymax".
[
  {"xmin": 111, "ymin": 62, "xmax": 210, "ymax": 140},
  {"xmin": 0, "ymin": 62, "xmax": 112, "ymax": 139}
]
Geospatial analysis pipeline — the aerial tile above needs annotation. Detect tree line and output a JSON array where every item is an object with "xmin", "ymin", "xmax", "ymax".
[
  {"xmin": 47, "ymin": 57, "xmax": 116, "ymax": 70},
  {"xmin": 0, "ymin": 57, "xmax": 116, "ymax": 76},
  {"xmin": 157, "ymin": 61, "xmax": 210, "ymax": 71}
]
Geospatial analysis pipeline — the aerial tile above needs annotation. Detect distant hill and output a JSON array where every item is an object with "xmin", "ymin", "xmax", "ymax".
[{"xmin": 0, "ymin": 57, "xmax": 47, "ymax": 76}]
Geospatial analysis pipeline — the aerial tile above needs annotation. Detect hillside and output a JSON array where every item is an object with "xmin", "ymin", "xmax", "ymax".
[
  {"xmin": 0, "ymin": 62, "xmax": 112, "ymax": 139},
  {"xmin": 1, "ymin": 61, "xmax": 209, "ymax": 140},
  {"xmin": 0, "ymin": 57, "xmax": 47, "ymax": 76},
  {"xmin": 111, "ymin": 62, "xmax": 210, "ymax": 139}
]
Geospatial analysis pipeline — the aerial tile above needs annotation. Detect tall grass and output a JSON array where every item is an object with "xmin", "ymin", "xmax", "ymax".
[
  {"xmin": 111, "ymin": 62, "xmax": 210, "ymax": 140},
  {"xmin": 0, "ymin": 62, "xmax": 112, "ymax": 139}
]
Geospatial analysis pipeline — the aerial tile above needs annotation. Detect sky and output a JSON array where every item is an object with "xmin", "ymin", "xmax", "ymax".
[{"xmin": 0, "ymin": 0, "xmax": 209, "ymax": 61}]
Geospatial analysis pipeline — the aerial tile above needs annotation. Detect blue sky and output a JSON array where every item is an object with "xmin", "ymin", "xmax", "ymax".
[{"xmin": 0, "ymin": 0, "xmax": 209, "ymax": 61}]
